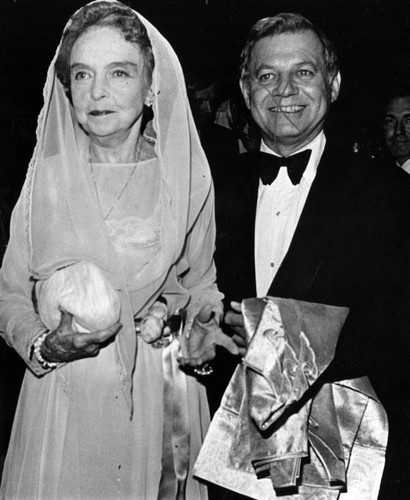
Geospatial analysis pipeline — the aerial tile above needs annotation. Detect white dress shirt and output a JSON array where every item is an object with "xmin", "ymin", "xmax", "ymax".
[
  {"xmin": 255, "ymin": 132, "xmax": 326, "ymax": 297},
  {"xmin": 398, "ymin": 158, "xmax": 410, "ymax": 175}
]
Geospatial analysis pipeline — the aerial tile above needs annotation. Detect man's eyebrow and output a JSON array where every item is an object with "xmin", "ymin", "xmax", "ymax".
[
  {"xmin": 292, "ymin": 61, "xmax": 320, "ymax": 73},
  {"xmin": 254, "ymin": 60, "xmax": 317, "ymax": 73},
  {"xmin": 253, "ymin": 63, "xmax": 275, "ymax": 75}
]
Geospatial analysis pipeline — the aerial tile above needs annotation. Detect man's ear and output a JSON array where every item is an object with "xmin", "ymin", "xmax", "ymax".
[
  {"xmin": 239, "ymin": 78, "xmax": 251, "ymax": 110},
  {"xmin": 330, "ymin": 71, "xmax": 341, "ymax": 103}
]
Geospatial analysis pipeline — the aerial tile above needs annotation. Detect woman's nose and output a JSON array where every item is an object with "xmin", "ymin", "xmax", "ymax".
[{"xmin": 91, "ymin": 75, "xmax": 108, "ymax": 100}]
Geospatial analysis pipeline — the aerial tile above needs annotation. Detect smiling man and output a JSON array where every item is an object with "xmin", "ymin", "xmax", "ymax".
[
  {"xmin": 211, "ymin": 12, "xmax": 410, "ymax": 500},
  {"xmin": 239, "ymin": 25, "xmax": 340, "ymax": 157}
]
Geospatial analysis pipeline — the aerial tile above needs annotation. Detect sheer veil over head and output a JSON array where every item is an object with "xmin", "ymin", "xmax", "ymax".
[{"xmin": 5, "ymin": 0, "xmax": 214, "ymax": 404}]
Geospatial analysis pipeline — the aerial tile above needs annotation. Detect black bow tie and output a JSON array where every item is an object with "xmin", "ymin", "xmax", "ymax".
[{"xmin": 258, "ymin": 149, "xmax": 312, "ymax": 186}]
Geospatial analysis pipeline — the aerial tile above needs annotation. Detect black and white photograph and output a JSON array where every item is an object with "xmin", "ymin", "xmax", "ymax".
[{"xmin": 1, "ymin": 1, "xmax": 410, "ymax": 499}]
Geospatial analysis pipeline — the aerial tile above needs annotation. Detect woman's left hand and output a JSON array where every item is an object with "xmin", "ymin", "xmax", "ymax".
[{"xmin": 41, "ymin": 309, "xmax": 121, "ymax": 363}]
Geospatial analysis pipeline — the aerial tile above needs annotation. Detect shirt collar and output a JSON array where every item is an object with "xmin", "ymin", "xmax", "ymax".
[
  {"xmin": 398, "ymin": 158, "xmax": 410, "ymax": 175},
  {"xmin": 260, "ymin": 131, "xmax": 326, "ymax": 186}
]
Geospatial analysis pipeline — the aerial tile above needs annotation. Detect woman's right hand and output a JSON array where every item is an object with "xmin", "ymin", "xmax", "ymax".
[{"xmin": 40, "ymin": 309, "xmax": 121, "ymax": 363}]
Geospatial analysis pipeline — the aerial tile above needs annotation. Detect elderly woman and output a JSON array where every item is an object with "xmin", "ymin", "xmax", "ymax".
[{"xmin": 0, "ymin": 1, "xmax": 223, "ymax": 498}]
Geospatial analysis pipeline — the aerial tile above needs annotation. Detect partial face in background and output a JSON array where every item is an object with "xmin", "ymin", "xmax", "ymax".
[
  {"xmin": 189, "ymin": 83, "xmax": 216, "ymax": 130},
  {"xmin": 70, "ymin": 26, "xmax": 151, "ymax": 145},
  {"xmin": 383, "ymin": 96, "xmax": 410, "ymax": 165},
  {"xmin": 240, "ymin": 30, "xmax": 340, "ymax": 155}
]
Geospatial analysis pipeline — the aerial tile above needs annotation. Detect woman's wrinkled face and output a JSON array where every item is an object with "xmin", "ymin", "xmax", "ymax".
[{"xmin": 70, "ymin": 26, "xmax": 150, "ymax": 144}]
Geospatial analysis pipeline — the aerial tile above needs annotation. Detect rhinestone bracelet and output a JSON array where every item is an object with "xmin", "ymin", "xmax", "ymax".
[{"xmin": 33, "ymin": 332, "xmax": 58, "ymax": 370}]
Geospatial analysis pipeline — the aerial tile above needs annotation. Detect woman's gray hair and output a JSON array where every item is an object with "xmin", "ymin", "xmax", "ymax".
[
  {"xmin": 240, "ymin": 12, "xmax": 339, "ymax": 85},
  {"xmin": 55, "ymin": 1, "xmax": 155, "ymax": 90}
]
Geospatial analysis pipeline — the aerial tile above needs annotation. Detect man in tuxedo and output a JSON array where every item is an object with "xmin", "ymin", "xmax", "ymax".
[
  {"xmin": 382, "ymin": 88, "xmax": 410, "ymax": 174},
  {"xmin": 213, "ymin": 12, "xmax": 410, "ymax": 500}
]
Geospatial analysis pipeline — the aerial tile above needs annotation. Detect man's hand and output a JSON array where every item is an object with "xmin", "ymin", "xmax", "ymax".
[
  {"xmin": 178, "ymin": 304, "xmax": 239, "ymax": 369},
  {"xmin": 224, "ymin": 301, "xmax": 247, "ymax": 356},
  {"xmin": 41, "ymin": 309, "xmax": 121, "ymax": 363}
]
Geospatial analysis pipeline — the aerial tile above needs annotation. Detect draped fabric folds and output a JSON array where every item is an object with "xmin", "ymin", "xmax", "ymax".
[
  {"xmin": 194, "ymin": 297, "xmax": 388, "ymax": 500},
  {"xmin": 0, "ymin": 1, "xmax": 221, "ymax": 498}
]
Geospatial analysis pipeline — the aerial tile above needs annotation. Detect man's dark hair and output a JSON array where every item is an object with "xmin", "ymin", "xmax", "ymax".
[
  {"xmin": 381, "ymin": 85, "xmax": 410, "ymax": 116},
  {"xmin": 240, "ymin": 12, "xmax": 339, "ymax": 84}
]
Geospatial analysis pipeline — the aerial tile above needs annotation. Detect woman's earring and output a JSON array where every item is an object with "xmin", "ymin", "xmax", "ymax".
[{"xmin": 144, "ymin": 91, "xmax": 154, "ymax": 107}]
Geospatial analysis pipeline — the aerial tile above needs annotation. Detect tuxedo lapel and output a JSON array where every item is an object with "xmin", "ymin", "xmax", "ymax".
[
  {"xmin": 218, "ymin": 147, "xmax": 349, "ymax": 304},
  {"xmin": 269, "ymin": 146, "xmax": 346, "ymax": 300}
]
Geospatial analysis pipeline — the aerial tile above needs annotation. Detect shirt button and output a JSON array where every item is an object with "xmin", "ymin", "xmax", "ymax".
[
  {"xmin": 270, "ymin": 262, "xmax": 275, "ymax": 268},
  {"xmin": 276, "ymin": 211, "xmax": 280, "ymax": 216}
]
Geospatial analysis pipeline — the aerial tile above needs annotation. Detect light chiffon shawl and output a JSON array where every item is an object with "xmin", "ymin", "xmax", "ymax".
[{"xmin": 0, "ymin": 1, "xmax": 221, "ymax": 498}]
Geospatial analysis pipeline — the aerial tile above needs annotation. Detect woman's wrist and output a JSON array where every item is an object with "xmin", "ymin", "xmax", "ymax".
[{"xmin": 33, "ymin": 331, "xmax": 58, "ymax": 370}]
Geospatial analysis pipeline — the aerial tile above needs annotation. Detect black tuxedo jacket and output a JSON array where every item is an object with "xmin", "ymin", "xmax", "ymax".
[{"xmin": 212, "ymin": 142, "xmax": 410, "ymax": 498}]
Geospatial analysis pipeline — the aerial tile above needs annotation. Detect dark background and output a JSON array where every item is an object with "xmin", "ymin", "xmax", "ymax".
[
  {"xmin": 1, "ymin": 0, "xmax": 410, "ymax": 474},
  {"xmin": 1, "ymin": 0, "xmax": 410, "ymax": 202}
]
